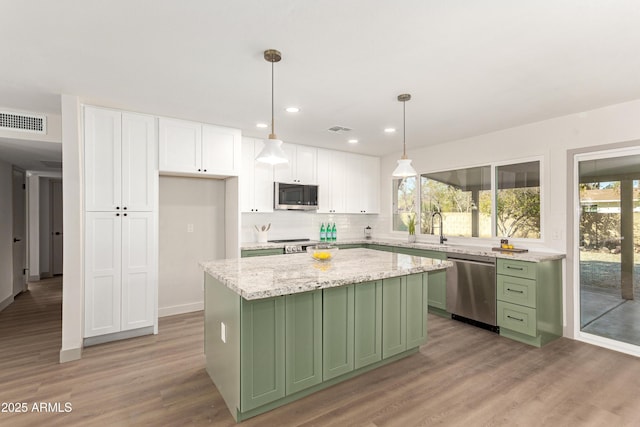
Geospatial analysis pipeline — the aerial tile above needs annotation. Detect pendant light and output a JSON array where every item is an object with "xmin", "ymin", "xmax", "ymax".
[
  {"xmin": 255, "ymin": 49, "xmax": 289, "ymax": 165},
  {"xmin": 392, "ymin": 93, "xmax": 417, "ymax": 177}
]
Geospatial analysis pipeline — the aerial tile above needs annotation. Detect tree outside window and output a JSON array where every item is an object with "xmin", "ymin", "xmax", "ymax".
[{"xmin": 392, "ymin": 177, "xmax": 416, "ymax": 232}]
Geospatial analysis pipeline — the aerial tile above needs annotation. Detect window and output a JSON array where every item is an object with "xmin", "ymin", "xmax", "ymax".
[
  {"xmin": 411, "ymin": 160, "xmax": 542, "ymax": 240},
  {"xmin": 496, "ymin": 161, "xmax": 540, "ymax": 239},
  {"xmin": 392, "ymin": 177, "xmax": 416, "ymax": 231},
  {"xmin": 421, "ymin": 166, "xmax": 491, "ymax": 238}
]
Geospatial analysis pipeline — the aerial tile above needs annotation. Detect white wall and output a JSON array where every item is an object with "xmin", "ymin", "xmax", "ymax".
[
  {"xmin": 241, "ymin": 211, "xmax": 384, "ymax": 243},
  {"xmin": 158, "ymin": 176, "xmax": 226, "ymax": 317},
  {"xmin": 60, "ymin": 94, "xmax": 83, "ymax": 363},
  {"xmin": 27, "ymin": 174, "xmax": 40, "ymax": 279},
  {"xmin": 0, "ymin": 159, "xmax": 13, "ymax": 310},
  {"xmin": 380, "ymin": 98, "xmax": 640, "ymax": 339},
  {"xmin": 38, "ymin": 177, "xmax": 51, "ymax": 277}
]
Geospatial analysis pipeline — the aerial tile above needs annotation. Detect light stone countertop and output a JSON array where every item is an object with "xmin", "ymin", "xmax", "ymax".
[
  {"xmin": 201, "ymin": 248, "xmax": 452, "ymax": 300},
  {"xmin": 241, "ymin": 238, "xmax": 565, "ymax": 263}
]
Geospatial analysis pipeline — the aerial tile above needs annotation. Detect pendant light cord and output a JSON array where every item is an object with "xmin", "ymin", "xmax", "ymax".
[
  {"xmin": 271, "ymin": 60, "xmax": 275, "ymax": 138},
  {"xmin": 401, "ymin": 98, "xmax": 408, "ymax": 159}
]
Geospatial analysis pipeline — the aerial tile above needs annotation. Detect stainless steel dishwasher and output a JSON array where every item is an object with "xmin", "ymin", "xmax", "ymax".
[{"xmin": 446, "ymin": 253, "xmax": 498, "ymax": 330}]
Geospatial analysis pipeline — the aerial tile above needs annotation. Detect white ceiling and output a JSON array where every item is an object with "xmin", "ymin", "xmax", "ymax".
[{"xmin": 3, "ymin": 0, "xmax": 640, "ymax": 166}]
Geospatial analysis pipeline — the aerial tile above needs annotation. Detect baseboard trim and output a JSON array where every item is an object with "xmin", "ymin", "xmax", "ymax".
[
  {"xmin": 159, "ymin": 301, "xmax": 204, "ymax": 318},
  {"xmin": 83, "ymin": 326, "xmax": 154, "ymax": 347},
  {"xmin": 40, "ymin": 272, "xmax": 52, "ymax": 279},
  {"xmin": 0, "ymin": 294, "xmax": 14, "ymax": 312},
  {"xmin": 59, "ymin": 347, "xmax": 82, "ymax": 363}
]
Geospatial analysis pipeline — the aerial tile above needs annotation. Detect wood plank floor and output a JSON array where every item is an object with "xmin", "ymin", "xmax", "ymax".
[{"xmin": 1, "ymin": 278, "xmax": 640, "ymax": 426}]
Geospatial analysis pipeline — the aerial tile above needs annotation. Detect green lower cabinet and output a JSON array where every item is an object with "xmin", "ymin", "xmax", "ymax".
[
  {"xmin": 285, "ymin": 291, "xmax": 322, "ymax": 394},
  {"xmin": 336, "ymin": 244, "xmax": 364, "ymax": 250},
  {"xmin": 240, "ymin": 297, "xmax": 286, "ymax": 411},
  {"xmin": 367, "ymin": 244, "xmax": 395, "ymax": 253},
  {"xmin": 406, "ymin": 273, "xmax": 428, "ymax": 348},
  {"xmin": 382, "ymin": 276, "xmax": 407, "ymax": 358},
  {"xmin": 394, "ymin": 248, "xmax": 447, "ymax": 313},
  {"xmin": 241, "ymin": 248, "xmax": 285, "ymax": 257},
  {"xmin": 354, "ymin": 281, "xmax": 382, "ymax": 369},
  {"xmin": 322, "ymin": 286, "xmax": 355, "ymax": 380}
]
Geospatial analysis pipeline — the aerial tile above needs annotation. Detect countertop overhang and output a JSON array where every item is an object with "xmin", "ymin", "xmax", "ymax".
[{"xmin": 201, "ymin": 248, "xmax": 451, "ymax": 300}]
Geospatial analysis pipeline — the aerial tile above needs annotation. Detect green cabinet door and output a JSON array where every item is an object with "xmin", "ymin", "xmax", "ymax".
[
  {"xmin": 354, "ymin": 280, "xmax": 382, "ymax": 369},
  {"xmin": 382, "ymin": 276, "xmax": 406, "ymax": 358},
  {"xmin": 240, "ymin": 296, "xmax": 285, "ymax": 411},
  {"xmin": 285, "ymin": 291, "xmax": 322, "ymax": 394},
  {"xmin": 323, "ymin": 286, "xmax": 355, "ymax": 380},
  {"xmin": 406, "ymin": 273, "xmax": 428, "ymax": 348}
]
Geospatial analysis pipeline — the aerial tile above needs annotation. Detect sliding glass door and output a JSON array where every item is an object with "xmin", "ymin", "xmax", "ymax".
[{"xmin": 578, "ymin": 151, "xmax": 640, "ymax": 347}]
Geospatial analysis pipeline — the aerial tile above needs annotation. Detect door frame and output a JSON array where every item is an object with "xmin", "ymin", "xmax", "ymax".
[
  {"xmin": 570, "ymin": 143, "xmax": 640, "ymax": 357},
  {"xmin": 12, "ymin": 166, "xmax": 27, "ymax": 296}
]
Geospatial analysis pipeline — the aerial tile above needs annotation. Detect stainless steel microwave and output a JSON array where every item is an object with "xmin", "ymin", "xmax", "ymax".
[{"xmin": 274, "ymin": 182, "xmax": 318, "ymax": 210}]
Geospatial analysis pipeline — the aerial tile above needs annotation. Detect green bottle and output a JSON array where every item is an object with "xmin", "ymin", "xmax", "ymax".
[
  {"xmin": 320, "ymin": 223, "xmax": 326, "ymax": 242},
  {"xmin": 331, "ymin": 223, "xmax": 337, "ymax": 241}
]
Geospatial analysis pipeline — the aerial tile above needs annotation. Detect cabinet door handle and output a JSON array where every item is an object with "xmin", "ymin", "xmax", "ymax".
[
  {"xmin": 506, "ymin": 266, "xmax": 524, "ymax": 271},
  {"xmin": 123, "ymin": 206, "xmax": 127, "ymax": 210},
  {"xmin": 203, "ymin": 169, "xmax": 207, "ymax": 172},
  {"xmin": 13, "ymin": 238, "xmax": 21, "ymax": 243},
  {"xmin": 507, "ymin": 315, "xmax": 524, "ymax": 322},
  {"xmin": 116, "ymin": 206, "xmax": 120, "ymax": 210},
  {"xmin": 506, "ymin": 288, "xmax": 524, "ymax": 294},
  {"xmin": 116, "ymin": 213, "xmax": 120, "ymax": 216},
  {"xmin": 124, "ymin": 213, "xmax": 128, "ymax": 216},
  {"xmin": 198, "ymin": 168, "xmax": 201, "ymax": 172}
]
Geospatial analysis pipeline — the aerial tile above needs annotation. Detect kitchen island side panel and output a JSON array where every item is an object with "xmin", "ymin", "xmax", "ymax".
[{"xmin": 204, "ymin": 274, "xmax": 241, "ymax": 419}]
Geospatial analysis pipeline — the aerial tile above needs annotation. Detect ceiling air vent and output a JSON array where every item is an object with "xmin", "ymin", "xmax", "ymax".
[
  {"xmin": 328, "ymin": 125, "xmax": 352, "ymax": 134},
  {"xmin": 0, "ymin": 111, "xmax": 47, "ymax": 134}
]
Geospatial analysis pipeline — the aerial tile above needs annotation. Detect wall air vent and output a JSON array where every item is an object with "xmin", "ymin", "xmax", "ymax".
[
  {"xmin": 327, "ymin": 126, "xmax": 352, "ymax": 134},
  {"xmin": 0, "ymin": 111, "xmax": 47, "ymax": 134}
]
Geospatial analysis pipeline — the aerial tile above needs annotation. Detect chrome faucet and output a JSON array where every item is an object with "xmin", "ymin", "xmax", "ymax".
[{"xmin": 431, "ymin": 212, "xmax": 448, "ymax": 245}]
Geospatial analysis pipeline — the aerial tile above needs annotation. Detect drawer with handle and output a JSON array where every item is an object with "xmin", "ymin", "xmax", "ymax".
[
  {"xmin": 497, "ymin": 259, "xmax": 537, "ymax": 280},
  {"xmin": 497, "ymin": 301, "xmax": 537, "ymax": 337},
  {"xmin": 497, "ymin": 275, "xmax": 537, "ymax": 308}
]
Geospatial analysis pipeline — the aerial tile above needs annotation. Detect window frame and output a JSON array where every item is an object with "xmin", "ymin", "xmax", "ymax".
[{"xmin": 390, "ymin": 155, "xmax": 545, "ymax": 243}]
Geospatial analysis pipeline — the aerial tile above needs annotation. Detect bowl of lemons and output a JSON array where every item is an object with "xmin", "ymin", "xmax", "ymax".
[{"xmin": 307, "ymin": 245, "xmax": 338, "ymax": 262}]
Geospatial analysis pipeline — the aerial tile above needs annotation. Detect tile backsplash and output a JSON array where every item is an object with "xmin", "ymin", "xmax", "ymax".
[{"xmin": 242, "ymin": 212, "xmax": 389, "ymax": 243}]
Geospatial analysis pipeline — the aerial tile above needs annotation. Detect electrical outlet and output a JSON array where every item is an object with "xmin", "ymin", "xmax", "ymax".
[
  {"xmin": 221, "ymin": 322, "xmax": 226, "ymax": 343},
  {"xmin": 187, "ymin": 224, "xmax": 194, "ymax": 233},
  {"xmin": 552, "ymin": 229, "xmax": 562, "ymax": 240}
]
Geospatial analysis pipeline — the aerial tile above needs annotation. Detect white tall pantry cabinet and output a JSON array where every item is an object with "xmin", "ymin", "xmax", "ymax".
[{"xmin": 83, "ymin": 106, "xmax": 158, "ymax": 340}]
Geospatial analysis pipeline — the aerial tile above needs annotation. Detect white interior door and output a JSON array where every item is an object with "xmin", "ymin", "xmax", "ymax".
[
  {"xmin": 12, "ymin": 167, "xmax": 26, "ymax": 296},
  {"xmin": 50, "ymin": 179, "xmax": 63, "ymax": 275}
]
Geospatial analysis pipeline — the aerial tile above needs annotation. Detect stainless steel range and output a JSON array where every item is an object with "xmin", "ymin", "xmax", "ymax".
[{"xmin": 268, "ymin": 239, "xmax": 317, "ymax": 254}]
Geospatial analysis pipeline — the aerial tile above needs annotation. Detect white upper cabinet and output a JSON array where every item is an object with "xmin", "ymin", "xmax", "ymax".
[
  {"xmin": 241, "ymin": 137, "xmax": 274, "ymax": 213},
  {"xmin": 85, "ymin": 106, "xmax": 156, "ymax": 212},
  {"xmin": 317, "ymin": 149, "xmax": 346, "ymax": 213},
  {"xmin": 202, "ymin": 124, "xmax": 241, "ymax": 175},
  {"xmin": 345, "ymin": 153, "xmax": 380, "ymax": 214},
  {"xmin": 158, "ymin": 118, "xmax": 201, "ymax": 174},
  {"xmin": 159, "ymin": 118, "xmax": 241, "ymax": 177},
  {"xmin": 273, "ymin": 143, "xmax": 317, "ymax": 184}
]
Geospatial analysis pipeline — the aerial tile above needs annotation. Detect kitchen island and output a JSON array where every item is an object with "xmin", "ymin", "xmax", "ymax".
[{"xmin": 201, "ymin": 248, "xmax": 450, "ymax": 422}]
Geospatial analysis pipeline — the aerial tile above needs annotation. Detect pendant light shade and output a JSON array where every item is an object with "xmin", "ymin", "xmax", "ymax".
[
  {"xmin": 392, "ymin": 93, "xmax": 417, "ymax": 178},
  {"xmin": 255, "ymin": 138, "xmax": 288, "ymax": 165},
  {"xmin": 256, "ymin": 49, "xmax": 289, "ymax": 165}
]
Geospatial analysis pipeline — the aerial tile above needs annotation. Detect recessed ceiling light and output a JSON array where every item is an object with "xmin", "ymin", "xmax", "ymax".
[
  {"xmin": 384, "ymin": 128, "xmax": 396, "ymax": 133},
  {"xmin": 348, "ymin": 139, "xmax": 358, "ymax": 144},
  {"xmin": 285, "ymin": 107, "xmax": 300, "ymax": 113},
  {"xmin": 256, "ymin": 123, "xmax": 268, "ymax": 128}
]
